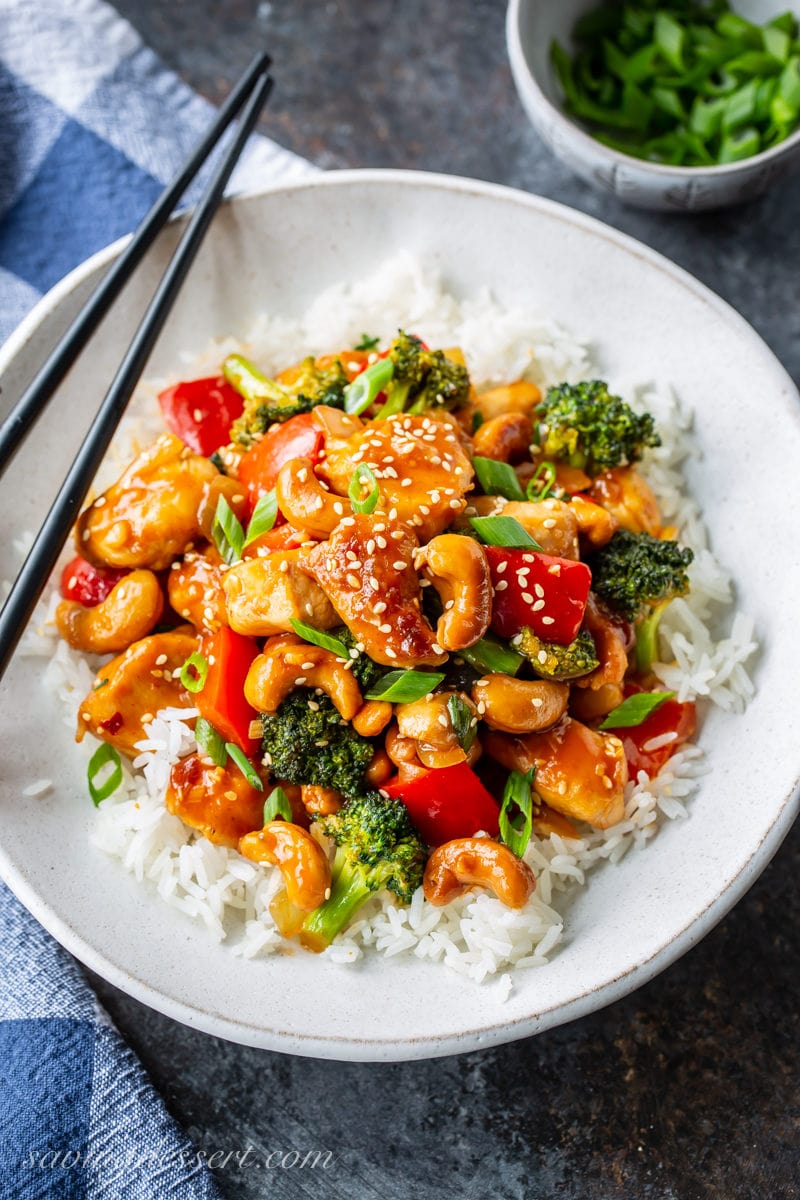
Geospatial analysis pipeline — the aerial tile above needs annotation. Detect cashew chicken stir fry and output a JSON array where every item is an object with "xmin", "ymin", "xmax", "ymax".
[{"xmin": 60, "ymin": 333, "xmax": 697, "ymax": 950}]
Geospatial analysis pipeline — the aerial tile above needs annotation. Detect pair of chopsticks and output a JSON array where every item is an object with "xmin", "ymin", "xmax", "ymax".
[{"xmin": 0, "ymin": 53, "xmax": 273, "ymax": 681}]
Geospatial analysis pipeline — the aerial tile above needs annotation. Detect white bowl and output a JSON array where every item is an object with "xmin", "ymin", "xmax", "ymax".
[
  {"xmin": 1, "ymin": 171, "xmax": 799, "ymax": 1060},
  {"xmin": 507, "ymin": 0, "xmax": 800, "ymax": 211}
]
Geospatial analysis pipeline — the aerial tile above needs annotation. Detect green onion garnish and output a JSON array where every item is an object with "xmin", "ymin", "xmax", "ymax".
[
  {"xmin": 212, "ymin": 494, "xmax": 244, "ymax": 565},
  {"xmin": 92, "ymin": 677, "xmax": 109, "ymax": 692},
  {"xmin": 243, "ymin": 490, "xmax": 278, "ymax": 547},
  {"xmin": 600, "ymin": 691, "xmax": 676, "ymax": 730},
  {"xmin": 471, "ymin": 412, "xmax": 485, "ymax": 434},
  {"xmin": 459, "ymin": 634, "xmax": 525, "ymax": 676},
  {"xmin": 499, "ymin": 768, "xmax": 535, "ymax": 858},
  {"xmin": 290, "ymin": 619, "xmax": 350, "ymax": 659},
  {"xmin": 180, "ymin": 651, "xmax": 209, "ymax": 694},
  {"xmin": 526, "ymin": 461, "xmax": 557, "ymax": 502},
  {"xmin": 225, "ymin": 743, "xmax": 264, "ymax": 790},
  {"xmin": 87, "ymin": 742, "xmax": 123, "ymax": 807},
  {"xmin": 263, "ymin": 785, "xmax": 294, "ymax": 823},
  {"xmin": 365, "ymin": 669, "xmax": 446, "ymax": 703},
  {"xmin": 344, "ymin": 358, "xmax": 394, "ymax": 415},
  {"xmin": 348, "ymin": 463, "xmax": 380, "ymax": 514},
  {"xmin": 469, "ymin": 515, "xmax": 543, "ymax": 550},
  {"xmin": 447, "ymin": 694, "xmax": 477, "ymax": 752},
  {"xmin": 195, "ymin": 716, "xmax": 227, "ymax": 767},
  {"xmin": 472, "ymin": 456, "xmax": 526, "ymax": 502},
  {"xmin": 354, "ymin": 333, "xmax": 381, "ymax": 351}
]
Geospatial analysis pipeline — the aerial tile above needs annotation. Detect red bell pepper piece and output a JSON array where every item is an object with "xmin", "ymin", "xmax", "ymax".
[
  {"xmin": 197, "ymin": 627, "xmax": 261, "ymax": 755},
  {"xmin": 604, "ymin": 688, "xmax": 696, "ymax": 778},
  {"xmin": 485, "ymin": 546, "xmax": 591, "ymax": 645},
  {"xmin": 60, "ymin": 555, "xmax": 130, "ymax": 607},
  {"xmin": 157, "ymin": 376, "xmax": 244, "ymax": 456},
  {"xmin": 383, "ymin": 761, "xmax": 500, "ymax": 846},
  {"xmin": 237, "ymin": 412, "xmax": 323, "ymax": 510}
]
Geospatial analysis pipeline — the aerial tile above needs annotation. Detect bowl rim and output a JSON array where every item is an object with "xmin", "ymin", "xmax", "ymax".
[
  {"xmin": 506, "ymin": 0, "xmax": 800, "ymax": 179},
  {"xmin": 1, "ymin": 168, "xmax": 799, "ymax": 1060}
]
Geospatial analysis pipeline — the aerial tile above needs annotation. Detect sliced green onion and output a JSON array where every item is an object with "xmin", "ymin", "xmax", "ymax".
[
  {"xmin": 526, "ymin": 461, "xmax": 557, "ymax": 502},
  {"xmin": 472, "ymin": 456, "xmax": 526, "ymax": 502},
  {"xmin": 471, "ymin": 411, "xmax": 485, "ymax": 434},
  {"xmin": 600, "ymin": 691, "xmax": 676, "ymax": 730},
  {"xmin": 290, "ymin": 619, "xmax": 350, "ymax": 659},
  {"xmin": 243, "ymin": 490, "xmax": 278, "ymax": 547},
  {"xmin": 180, "ymin": 651, "xmax": 209, "ymax": 694},
  {"xmin": 195, "ymin": 716, "xmax": 228, "ymax": 767},
  {"xmin": 354, "ymin": 333, "xmax": 381, "ymax": 351},
  {"xmin": 718, "ymin": 125, "xmax": 761, "ymax": 162},
  {"xmin": 92, "ymin": 677, "xmax": 110, "ymax": 692},
  {"xmin": 655, "ymin": 12, "xmax": 685, "ymax": 73},
  {"xmin": 348, "ymin": 463, "xmax": 380, "ymax": 514},
  {"xmin": 87, "ymin": 742, "xmax": 123, "ymax": 807},
  {"xmin": 343, "ymin": 358, "xmax": 394, "ymax": 416},
  {"xmin": 499, "ymin": 768, "xmax": 535, "ymax": 858},
  {"xmin": 225, "ymin": 743, "xmax": 264, "ymax": 790},
  {"xmin": 469, "ymin": 515, "xmax": 543, "ymax": 550},
  {"xmin": 263, "ymin": 785, "xmax": 293, "ymax": 823},
  {"xmin": 212, "ymin": 494, "xmax": 244, "ymax": 565},
  {"xmin": 447, "ymin": 694, "xmax": 477, "ymax": 752},
  {"xmin": 222, "ymin": 353, "xmax": 275, "ymax": 403},
  {"xmin": 459, "ymin": 634, "xmax": 525, "ymax": 677},
  {"xmin": 365, "ymin": 669, "xmax": 446, "ymax": 703}
]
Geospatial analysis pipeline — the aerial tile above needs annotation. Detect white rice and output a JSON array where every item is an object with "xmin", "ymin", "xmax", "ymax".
[{"xmin": 18, "ymin": 253, "xmax": 757, "ymax": 992}]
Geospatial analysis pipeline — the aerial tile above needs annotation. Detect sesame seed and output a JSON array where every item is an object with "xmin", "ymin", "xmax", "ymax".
[
  {"xmin": 141, "ymin": 712, "xmax": 154, "ymax": 724},
  {"xmin": 477, "ymin": 701, "xmax": 486, "ymax": 715},
  {"xmin": 537, "ymin": 651, "xmax": 548, "ymax": 664},
  {"xmin": 521, "ymin": 592, "xmax": 534, "ymax": 604},
  {"xmin": 373, "ymin": 523, "xmax": 386, "ymax": 532},
  {"xmin": 437, "ymin": 713, "xmax": 449, "ymax": 727},
  {"xmin": 349, "ymin": 648, "xmax": 360, "ymax": 660},
  {"xmin": 390, "ymin": 530, "xmax": 405, "ymax": 541},
  {"xmin": 297, "ymin": 467, "xmax": 308, "ymax": 483},
  {"xmin": 419, "ymin": 505, "xmax": 430, "ymax": 516},
  {"xmin": 279, "ymin": 560, "xmax": 289, "ymax": 573},
  {"xmin": 366, "ymin": 539, "xmax": 376, "ymax": 554},
  {"xmin": 369, "ymin": 578, "xmax": 380, "ymax": 591},
  {"xmin": 557, "ymin": 780, "xmax": 567, "ymax": 795},
  {"xmin": 385, "ymin": 647, "xmax": 397, "ymax": 659},
  {"xmin": 347, "ymin": 572, "xmax": 360, "ymax": 588},
  {"xmin": 307, "ymin": 700, "xmax": 320, "ymax": 712},
  {"xmin": 341, "ymin": 517, "xmax": 355, "ymax": 527},
  {"xmin": 315, "ymin": 739, "xmax": 330, "ymax": 748},
  {"xmin": 301, "ymin": 661, "xmax": 316, "ymax": 671},
  {"xmin": 401, "ymin": 477, "xmax": 412, "ymax": 487},
  {"xmin": 374, "ymin": 601, "xmax": 387, "ymax": 613},
  {"xmin": 379, "ymin": 623, "xmax": 392, "ymax": 634},
  {"xmin": 534, "ymin": 583, "xmax": 545, "ymax": 598},
  {"xmin": 495, "ymin": 580, "xmax": 508, "ymax": 591},
  {"xmin": 376, "ymin": 536, "xmax": 387, "ymax": 549},
  {"xmin": 543, "ymin": 518, "xmax": 557, "ymax": 529},
  {"xmin": 532, "ymin": 599, "xmax": 545, "ymax": 612},
  {"xmin": 431, "ymin": 643, "xmax": 444, "ymax": 655},
  {"xmin": 531, "ymin": 697, "xmax": 543, "ymax": 708},
  {"xmin": 392, "ymin": 561, "xmax": 406, "ymax": 570},
  {"xmin": 541, "ymin": 616, "xmax": 555, "ymax": 625},
  {"xmin": 333, "ymin": 501, "xmax": 344, "ymax": 515},
  {"xmin": 548, "ymin": 564, "xmax": 562, "ymax": 575},
  {"xmin": 522, "ymin": 554, "xmax": 535, "ymax": 563},
  {"xmin": 496, "ymin": 561, "xmax": 507, "ymax": 574},
  {"xmin": 448, "ymin": 499, "xmax": 461, "ymax": 509},
  {"xmin": 93, "ymin": 496, "xmax": 106, "ymax": 508},
  {"xmin": 294, "ymin": 676, "xmax": 308, "ymax": 686}
]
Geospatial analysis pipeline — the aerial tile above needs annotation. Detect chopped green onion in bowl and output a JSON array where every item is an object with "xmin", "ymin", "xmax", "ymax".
[{"xmin": 551, "ymin": 2, "xmax": 800, "ymax": 167}]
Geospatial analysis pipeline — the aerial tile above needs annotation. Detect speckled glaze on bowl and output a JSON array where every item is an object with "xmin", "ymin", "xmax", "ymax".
[
  {"xmin": 1, "ymin": 171, "xmax": 799, "ymax": 1060},
  {"xmin": 507, "ymin": 0, "xmax": 800, "ymax": 211}
]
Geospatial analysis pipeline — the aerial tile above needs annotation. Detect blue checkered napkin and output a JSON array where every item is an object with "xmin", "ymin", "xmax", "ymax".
[
  {"xmin": 0, "ymin": 0, "xmax": 315, "ymax": 347},
  {"xmin": 0, "ymin": 1, "xmax": 316, "ymax": 1196}
]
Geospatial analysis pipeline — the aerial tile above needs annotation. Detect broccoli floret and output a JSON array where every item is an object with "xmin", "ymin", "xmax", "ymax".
[
  {"xmin": 302, "ymin": 791, "xmax": 427, "ymax": 947},
  {"xmin": 588, "ymin": 529, "xmax": 693, "ymax": 621},
  {"xmin": 535, "ymin": 380, "xmax": 660, "ymax": 477},
  {"xmin": 260, "ymin": 689, "xmax": 373, "ymax": 799},
  {"xmin": 226, "ymin": 353, "xmax": 347, "ymax": 447},
  {"xmin": 517, "ymin": 628, "xmax": 599, "ymax": 680},
  {"xmin": 333, "ymin": 626, "xmax": 385, "ymax": 692},
  {"xmin": 377, "ymin": 331, "xmax": 471, "ymax": 417}
]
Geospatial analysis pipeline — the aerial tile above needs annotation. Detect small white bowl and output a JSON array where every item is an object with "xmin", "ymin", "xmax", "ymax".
[{"xmin": 507, "ymin": 0, "xmax": 800, "ymax": 210}]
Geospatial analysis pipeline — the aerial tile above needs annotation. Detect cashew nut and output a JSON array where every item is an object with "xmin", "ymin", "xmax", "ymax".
[
  {"xmin": 472, "ymin": 675, "xmax": 568, "ymax": 734},
  {"xmin": 244, "ymin": 634, "xmax": 363, "ymax": 719},
  {"xmin": 395, "ymin": 692, "xmax": 481, "ymax": 769},
  {"xmin": 415, "ymin": 534, "xmax": 492, "ymax": 651},
  {"xmin": 423, "ymin": 838, "xmax": 536, "ymax": 908},
  {"xmin": 166, "ymin": 752, "xmax": 265, "ymax": 847},
  {"xmin": 276, "ymin": 457, "xmax": 347, "ymax": 538},
  {"xmin": 239, "ymin": 821, "xmax": 331, "ymax": 911},
  {"xmin": 588, "ymin": 466, "xmax": 661, "ymax": 535},
  {"xmin": 365, "ymin": 748, "xmax": 393, "ymax": 787},
  {"xmin": 352, "ymin": 700, "xmax": 393, "ymax": 737},
  {"xmin": 472, "ymin": 413, "xmax": 533, "ymax": 463},
  {"xmin": 56, "ymin": 569, "xmax": 163, "ymax": 653},
  {"xmin": 311, "ymin": 404, "xmax": 364, "ymax": 440},
  {"xmin": 568, "ymin": 493, "xmax": 619, "ymax": 548}
]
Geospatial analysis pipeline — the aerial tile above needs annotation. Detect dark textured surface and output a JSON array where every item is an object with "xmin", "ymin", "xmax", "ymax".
[{"xmin": 96, "ymin": 2, "xmax": 800, "ymax": 1196}]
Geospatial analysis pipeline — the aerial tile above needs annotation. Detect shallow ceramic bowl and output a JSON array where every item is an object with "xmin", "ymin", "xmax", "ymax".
[
  {"xmin": 507, "ymin": 0, "xmax": 800, "ymax": 211},
  {"xmin": 1, "ymin": 171, "xmax": 799, "ymax": 1060}
]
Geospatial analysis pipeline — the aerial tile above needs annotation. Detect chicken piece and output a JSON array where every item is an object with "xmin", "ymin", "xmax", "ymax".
[
  {"xmin": 319, "ymin": 413, "xmax": 473, "ymax": 541},
  {"xmin": 472, "ymin": 380, "xmax": 541, "ymax": 421},
  {"xmin": 303, "ymin": 514, "xmax": 445, "ymax": 667},
  {"xmin": 76, "ymin": 629, "xmax": 196, "ymax": 756},
  {"xmin": 166, "ymin": 753, "xmax": 265, "ymax": 847},
  {"xmin": 76, "ymin": 434, "xmax": 234, "ymax": 570},
  {"xmin": 465, "ymin": 496, "xmax": 579, "ymax": 559},
  {"xmin": 168, "ymin": 548, "xmax": 228, "ymax": 632},
  {"xmin": 588, "ymin": 466, "xmax": 661, "ymax": 536},
  {"xmin": 223, "ymin": 551, "xmax": 338, "ymax": 637},
  {"xmin": 574, "ymin": 593, "xmax": 630, "ymax": 692},
  {"xmin": 484, "ymin": 717, "xmax": 627, "ymax": 829},
  {"xmin": 568, "ymin": 493, "xmax": 619, "ymax": 548}
]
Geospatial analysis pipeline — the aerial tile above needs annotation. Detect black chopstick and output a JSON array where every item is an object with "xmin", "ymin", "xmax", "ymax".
[
  {"xmin": 0, "ymin": 69, "xmax": 273, "ymax": 681},
  {"xmin": 0, "ymin": 50, "xmax": 271, "ymax": 478}
]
